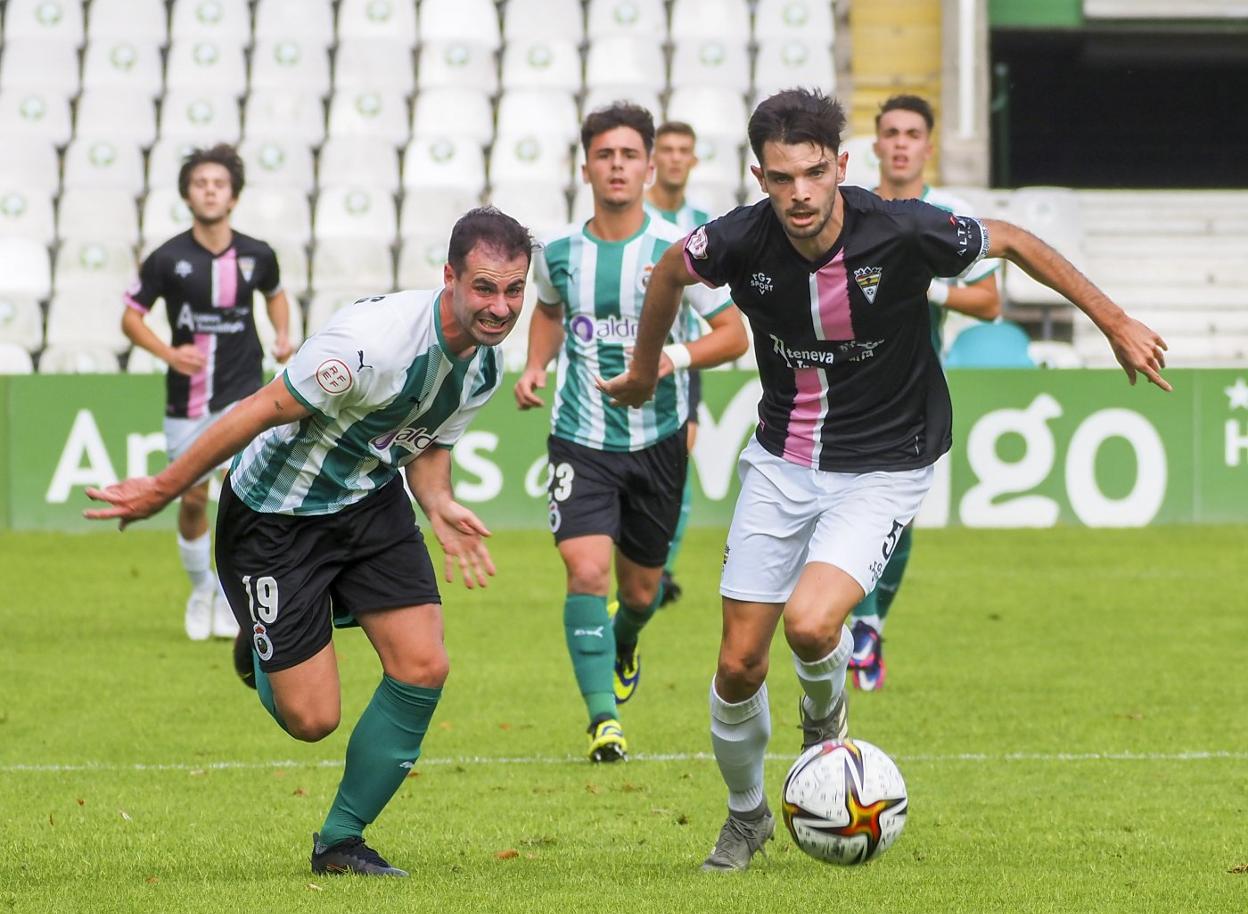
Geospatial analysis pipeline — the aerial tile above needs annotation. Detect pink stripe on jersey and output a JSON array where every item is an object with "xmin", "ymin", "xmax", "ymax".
[
  {"xmin": 215, "ymin": 248, "xmax": 238, "ymax": 308},
  {"xmin": 782, "ymin": 367, "xmax": 825, "ymax": 468},
  {"xmin": 186, "ymin": 333, "xmax": 215, "ymax": 419},
  {"xmin": 123, "ymin": 293, "xmax": 149, "ymax": 313},
  {"xmin": 812, "ymin": 250, "xmax": 853, "ymax": 340}
]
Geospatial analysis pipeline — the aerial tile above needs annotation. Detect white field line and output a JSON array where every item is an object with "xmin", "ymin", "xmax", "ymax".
[{"xmin": 3, "ymin": 750, "xmax": 1247, "ymax": 774}]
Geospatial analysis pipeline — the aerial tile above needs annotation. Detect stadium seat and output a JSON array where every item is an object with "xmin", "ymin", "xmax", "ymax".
[
  {"xmin": 169, "ymin": 0, "xmax": 251, "ymax": 45},
  {"xmin": 838, "ymin": 135, "xmax": 879, "ymax": 188},
  {"xmin": 164, "ymin": 40, "xmax": 248, "ymax": 97},
  {"xmin": 311, "ymin": 239, "xmax": 394, "ymax": 294},
  {"xmin": 249, "ymin": 39, "xmax": 332, "ymax": 98},
  {"xmin": 238, "ymin": 138, "xmax": 315, "ymax": 191},
  {"xmin": 305, "ymin": 290, "xmax": 359, "ymax": 333},
  {"xmin": 753, "ymin": 39, "xmax": 836, "ymax": 98},
  {"xmin": 318, "ymin": 138, "xmax": 400, "ymax": 192},
  {"xmin": 141, "ymin": 187, "xmax": 194, "ymax": 244},
  {"xmin": 81, "ymin": 39, "xmax": 165, "ymax": 97},
  {"xmin": 586, "ymin": 0, "xmax": 667, "ymax": 40},
  {"xmin": 503, "ymin": 0, "xmax": 584, "ymax": 42},
  {"xmin": 670, "ymin": 40, "xmax": 752, "ymax": 92},
  {"xmin": 314, "ymin": 186, "xmax": 396, "ymax": 242},
  {"xmin": 402, "ymin": 136, "xmax": 487, "ymax": 193},
  {"xmin": 487, "ymin": 184, "xmax": 570, "ymax": 235},
  {"xmin": 145, "ymin": 138, "xmax": 201, "ymax": 193},
  {"xmin": 1004, "ymin": 187, "xmax": 1084, "ymax": 308},
  {"xmin": 334, "ymin": 40, "xmax": 416, "ymax": 97},
  {"xmin": 270, "ymin": 241, "xmax": 309, "ymax": 296},
  {"xmin": 46, "ymin": 293, "xmax": 131, "ymax": 354},
  {"xmin": 571, "ymin": 182, "xmax": 594, "ymax": 223},
  {"xmin": 0, "ymin": 141, "xmax": 60, "ymax": 195},
  {"xmin": 739, "ymin": 155, "xmax": 765, "ymax": 202},
  {"xmin": 396, "ymin": 235, "xmax": 450, "ymax": 291},
  {"xmin": 62, "ymin": 138, "xmax": 146, "ymax": 194},
  {"xmin": 497, "ymin": 90, "xmax": 580, "ymax": 146},
  {"xmin": 254, "ymin": 0, "xmax": 334, "ymax": 48},
  {"xmin": 251, "ymin": 289, "xmax": 305, "ymax": 370},
  {"xmin": 419, "ymin": 0, "xmax": 501, "ymax": 49},
  {"xmin": 230, "ymin": 187, "xmax": 312, "ymax": 246},
  {"xmin": 499, "ymin": 38, "xmax": 582, "ymax": 92},
  {"xmin": 3, "ymin": 0, "xmax": 86, "ymax": 45},
  {"xmin": 0, "ymin": 90, "xmax": 72, "ymax": 145},
  {"xmin": 244, "ymin": 90, "xmax": 327, "ymax": 146},
  {"xmin": 687, "ymin": 134, "xmax": 741, "ymax": 186},
  {"xmin": 666, "ymin": 88, "xmax": 749, "ymax": 147},
  {"xmin": 754, "ymin": 0, "xmax": 836, "ymax": 42},
  {"xmin": 0, "ymin": 295, "xmax": 44, "ymax": 353},
  {"xmin": 581, "ymin": 86, "xmax": 662, "ymax": 120},
  {"xmin": 38, "ymin": 343, "xmax": 121, "ymax": 373},
  {"xmin": 336, "ymin": 0, "xmax": 419, "ymax": 45},
  {"xmin": 1027, "ymin": 340, "xmax": 1084, "ymax": 369},
  {"xmin": 59, "ymin": 188, "xmax": 140, "ymax": 247},
  {"xmin": 584, "ymin": 37, "xmax": 667, "ymax": 93},
  {"xmin": 490, "ymin": 135, "xmax": 573, "ymax": 188},
  {"xmin": 158, "ymin": 90, "xmax": 242, "ymax": 144},
  {"xmin": 417, "ymin": 41, "xmax": 499, "ymax": 94},
  {"xmin": 411, "ymin": 89, "xmax": 492, "ymax": 143},
  {"xmin": 944, "ymin": 321, "xmax": 1036, "ymax": 369},
  {"xmin": 683, "ymin": 183, "xmax": 739, "ymax": 221},
  {"xmin": 398, "ymin": 188, "xmax": 481, "ymax": 241},
  {"xmin": 0, "ymin": 341, "xmax": 35, "ymax": 374},
  {"xmin": 326, "ymin": 90, "xmax": 411, "ymax": 147},
  {"xmin": 670, "ymin": 0, "xmax": 749, "ymax": 40},
  {"xmin": 0, "ymin": 40, "xmax": 81, "ymax": 96},
  {"xmin": 0, "ymin": 187, "xmax": 55, "ymax": 245},
  {"xmin": 74, "ymin": 90, "xmax": 156, "ymax": 146},
  {"xmin": 53, "ymin": 239, "xmax": 137, "ymax": 294},
  {"xmin": 0, "ymin": 238, "xmax": 53, "ymax": 298},
  {"xmin": 86, "ymin": 0, "xmax": 168, "ymax": 43}
]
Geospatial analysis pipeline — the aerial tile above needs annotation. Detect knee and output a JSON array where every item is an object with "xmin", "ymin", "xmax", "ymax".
[
  {"xmin": 716, "ymin": 650, "xmax": 770, "ymax": 695},
  {"xmin": 386, "ymin": 648, "xmax": 450, "ymax": 690},
  {"xmin": 784, "ymin": 612, "xmax": 841, "ymax": 660},
  {"xmin": 180, "ymin": 488, "xmax": 208, "ymax": 515},
  {"xmin": 282, "ymin": 708, "xmax": 340, "ymax": 743},
  {"xmin": 566, "ymin": 560, "xmax": 611, "ymax": 596},
  {"xmin": 618, "ymin": 578, "xmax": 658, "ymax": 610}
]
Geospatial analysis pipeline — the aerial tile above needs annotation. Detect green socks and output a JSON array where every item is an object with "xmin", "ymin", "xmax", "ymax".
[
  {"xmin": 665, "ymin": 474, "xmax": 694, "ymax": 574},
  {"xmin": 612, "ymin": 583, "xmax": 664, "ymax": 649},
  {"xmin": 253, "ymin": 653, "xmax": 289, "ymax": 735},
  {"xmin": 564, "ymin": 593, "xmax": 616, "ymax": 722},
  {"xmin": 319, "ymin": 675, "xmax": 442, "ymax": 847}
]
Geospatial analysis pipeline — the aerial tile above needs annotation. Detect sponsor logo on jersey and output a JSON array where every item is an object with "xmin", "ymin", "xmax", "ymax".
[
  {"xmin": 370, "ymin": 425, "xmax": 439, "ymax": 455},
  {"xmin": 569, "ymin": 314, "xmax": 640, "ymax": 344},
  {"xmin": 953, "ymin": 216, "xmax": 973, "ymax": 256},
  {"xmin": 853, "ymin": 266, "xmax": 882, "ymax": 304},
  {"xmin": 686, "ymin": 225, "xmax": 709, "ymax": 260},
  {"xmin": 175, "ymin": 259, "xmax": 193, "ymax": 278},
  {"xmin": 238, "ymin": 256, "xmax": 255, "ymax": 283},
  {"xmin": 769, "ymin": 334, "xmax": 838, "ymax": 369},
  {"xmin": 750, "ymin": 271, "xmax": 773, "ymax": 295},
  {"xmin": 315, "ymin": 358, "xmax": 353, "ymax": 394}
]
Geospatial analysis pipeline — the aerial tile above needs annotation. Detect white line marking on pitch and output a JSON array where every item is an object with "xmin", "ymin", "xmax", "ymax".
[{"xmin": 3, "ymin": 750, "xmax": 1246, "ymax": 774}]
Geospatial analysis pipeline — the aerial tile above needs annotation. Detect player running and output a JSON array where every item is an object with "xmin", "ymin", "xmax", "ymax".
[
  {"xmin": 122, "ymin": 144, "xmax": 292, "ymax": 642},
  {"xmin": 87, "ymin": 208, "xmax": 534, "ymax": 877},
  {"xmin": 600, "ymin": 88, "xmax": 1169, "ymax": 872},
  {"xmin": 514, "ymin": 103, "xmax": 747, "ymax": 763}
]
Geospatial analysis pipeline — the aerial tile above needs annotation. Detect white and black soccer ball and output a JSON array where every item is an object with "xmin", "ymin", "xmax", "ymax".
[{"xmin": 781, "ymin": 738, "xmax": 908, "ymax": 865}]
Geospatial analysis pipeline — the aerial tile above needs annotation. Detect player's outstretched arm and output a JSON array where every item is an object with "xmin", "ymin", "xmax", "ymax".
[
  {"xmin": 265, "ymin": 290, "xmax": 294, "ymax": 363},
  {"xmin": 406, "ymin": 447, "xmax": 495, "ymax": 590},
  {"xmin": 83, "ymin": 377, "xmax": 312, "ymax": 528},
  {"xmin": 982, "ymin": 218, "xmax": 1171, "ymax": 391},
  {"xmin": 514, "ymin": 301, "xmax": 564, "ymax": 410},
  {"xmin": 598, "ymin": 243, "xmax": 698, "ymax": 407}
]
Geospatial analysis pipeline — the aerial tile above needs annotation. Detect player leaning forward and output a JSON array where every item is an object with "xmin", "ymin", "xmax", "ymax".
[
  {"xmin": 86, "ymin": 208, "xmax": 535, "ymax": 877},
  {"xmin": 600, "ymin": 89, "xmax": 1170, "ymax": 872}
]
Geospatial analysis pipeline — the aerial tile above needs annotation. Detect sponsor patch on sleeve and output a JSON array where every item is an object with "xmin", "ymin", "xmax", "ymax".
[
  {"xmin": 315, "ymin": 358, "xmax": 353, "ymax": 395},
  {"xmin": 685, "ymin": 225, "xmax": 709, "ymax": 260}
]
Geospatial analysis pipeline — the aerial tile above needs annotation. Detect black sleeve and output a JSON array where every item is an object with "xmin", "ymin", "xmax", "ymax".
[
  {"xmin": 125, "ymin": 249, "xmax": 165, "ymax": 312},
  {"xmin": 258, "ymin": 243, "xmax": 282, "ymax": 295},
  {"xmin": 682, "ymin": 206, "xmax": 754, "ymax": 289},
  {"xmin": 906, "ymin": 200, "xmax": 990, "ymax": 279}
]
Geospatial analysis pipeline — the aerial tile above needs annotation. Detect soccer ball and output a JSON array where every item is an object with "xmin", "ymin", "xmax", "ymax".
[{"xmin": 781, "ymin": 738, "xmax": 908, "ymax": 865}]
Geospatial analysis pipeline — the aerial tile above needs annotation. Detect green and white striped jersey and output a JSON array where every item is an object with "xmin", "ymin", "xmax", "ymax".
[
  {"xmin": 532, "ymin": 214, "xmax": 732, "ymax": 452},
  {"xmin": 644, "ymin": 199, "xmax": 711, "ymax": 233},
  {"xmin": 229, "ymin": 289, "xmax": 502, "ymax": 515}
]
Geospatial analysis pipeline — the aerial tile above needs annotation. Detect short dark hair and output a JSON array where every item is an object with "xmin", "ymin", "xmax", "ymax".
[
  {"xmin": 581, "ymin": 101, "xmax": 656, "ymax": 156},
  {"xmin": 875, "ymin": 94, "xmax": 935, "ymax": 133},
  {"xmin": 747, "ymin": 89, "xmax": 847, "ymax": 166},
  {"xmin": 447, "ymin": 207, "xmax": 535, "ymax": 276},
  {"xmin": 655, "ymin": 121, "xmax": 697, "ymax": 144},
  {"xmin": 178, "ymin": 143, "xmax": 245, "ymax": 200}
]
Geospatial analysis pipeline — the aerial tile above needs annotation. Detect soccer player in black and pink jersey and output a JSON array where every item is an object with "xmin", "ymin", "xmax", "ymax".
[
  {"xmin": 122, "ymin": 144, "xmax": 293, "ymax": 642},
  {"xmin": 600, "ymin": 88, "xmax": 1171, "ymax": 872}
]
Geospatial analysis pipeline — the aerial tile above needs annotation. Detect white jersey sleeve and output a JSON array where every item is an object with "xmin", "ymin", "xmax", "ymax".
[
  {"xmin": 683, "ymin": 280, "xmax": 733, "ymax": 320},
  {"xmin": 281, "ymin": 300, "xmax": 399, "ymax": 419},
  {"xmin": 531, "ymin": 243, "xmax": 561, "ymax": 306}
]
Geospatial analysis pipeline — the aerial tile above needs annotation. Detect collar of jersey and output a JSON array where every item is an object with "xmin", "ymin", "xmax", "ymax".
[
  {"xmin": 774, "ymin": 191, "xmax": 852, "ymax": 272},
  {"xmin": 581, "ymin": 212, "xmax": 651, "ymax": 246},
  {"xmin": 432, "ymin": 289, "xmax": 477, "ymax": 364}
]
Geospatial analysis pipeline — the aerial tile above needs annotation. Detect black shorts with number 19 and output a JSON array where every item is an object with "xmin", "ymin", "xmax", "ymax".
[
  {"xmin": 546, "ymin": 428, "xmax": 688, "ymax": 568},
  {"xmin": 215, "ymin": 475, "xmax": 441, "ymax": 673}
]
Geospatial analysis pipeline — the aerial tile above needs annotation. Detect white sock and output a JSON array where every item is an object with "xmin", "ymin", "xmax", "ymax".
[
  {"xmin": 177, "ymin": 532, "xmax": 213, "ymax": 592},
  {"xmin": 793, "ymin": 625, "xmax": 853, "ymax": 721},
  {"xmin": 709, "ymin": 680, "xmax": 771, "ymax": 814}
]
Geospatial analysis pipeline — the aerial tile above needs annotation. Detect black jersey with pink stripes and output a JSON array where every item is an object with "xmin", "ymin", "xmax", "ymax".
[
  {"xmin": 125, "ymin": 230, "xmax": 281, "ymax": 419},
  {"xmin": 683, "ymin": 185, "xmax": 988, "ymax": 472}
]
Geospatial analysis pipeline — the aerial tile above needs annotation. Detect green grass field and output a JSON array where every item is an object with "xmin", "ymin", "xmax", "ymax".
[{"xmin": 3, "ymin": 525, "xmax": 1247, "ymax": 913}]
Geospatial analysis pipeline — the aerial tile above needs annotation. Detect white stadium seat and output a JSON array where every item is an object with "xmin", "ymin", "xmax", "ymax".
[
  {"xmin": 401, "ymin": 135, "xmax": 487, "ymax": 210},
  {"xmin": 499, "ymin": 38, "xmax": 582, "ymax": 92},
  {"xmin": 0, "ymin": 91, "xmax": 72, "ymax": 145},
  {"xmin": 754, "ymin": 0, "xmax": 836, "ymax": 42},
  {"xmin": 0, "ymin": 40, "xmax": 80, "ymax": 96},
  {"xmin": 487, "ymin": 184, "xmax": 569, "ymax": 236},
  {"xmin": 666, "ymin": 88, "xmax": 749, "ymax": 146},
  {"xmin": 58, "ymin": 189, "xmax": 140, "ymax": 247},
  {"xmin": 581, "ymin": 86, "xmax": 662, "ymax": 121},
  {"xmin": 670, "ymin": 0, "xmax": 750, "ymax": 40},
  {"xmin": 3, "ymin": 0, "xmax": 85, "ymax": 46},
  {"xmin": 326, "ymin": 90, "xmax": 410, "ymax": 147},
  {"xmin": 319, "ymin": 138, "xmax": 400, "ymax": 192},
  {"xmin": 838, "ymin": 135, "xmax": 879, "ymax": 189},
  {"xmin": 254, "ymin": 0, "xmax": 334, "ymax": 48},
  {"xmin": 420, "ymin": 0, "xmax": 500, "ymax": 49},
  {"xmin": 81, "ymin": 39, "xmax": 165, "ymax": 97},
  {"xmin": 87, "ymin": 0, "xmax": 167, "ymax": 43},
  {"xmin": 683, "ymin": 183, "xmax": 738, "ymax": 220},
  {"xmin": 587, "ymin": 0, "xmax": 667, "ymax": 40},
  {"xmin": 334, "ymin": 40, "xmax": 416, "ymax": 97},
  {"xmin": 0, "ymin": 141, "xmax": 60, "ymax": 195},
  {"xmin": 398, "ymin": 189, "xmax": 480, "ymax": 241},
  {"xmin": 158, "ymin": 90, "xmax": 242, "ymax": 144},
  {"xmin": 62, "ymin": 138, "xmax": 146, "ymax": 193},
  {"xmin": 46, "ymin": 292, "xmax": 130, "ymax": 353},
  {"xmin": 0, "ymin": 187, "xmax": 55, "ymax": 244},
  {"xmin": 305, "ymin": 290, "xmax": 359, "ymax": 334},
  {"xmin": 141, "ymin": 187, "xmax": 194, "ymax": 244},
  {"xmin": 1005, "ymin": 187, "xmax": 1084, "ymax": 307},
  {"xmin": 0, "ymin": 237, "xmax": 53, "ymax": 298},
  {"xmin": 670, "ymin": 40, "xmax": 752, "ymax": 92},
  {"xmin": 411, "ymin": 88, "xmax": 492, "ymax": 143},
  {"xmin": 74, "ymin": 90, "xmax": 156, "ymax": 146},
  {"xmin": 244, "ymin": 90, "xmax": 327, "ymax": 146},
  {"xmin": 314, "ymin": 186, "xmax": 397, "ymax": 242},
  {"xmin": 164, "ymin": 39, "xmax": 248, "ymax": 97},
  {"xmin": 584, "ymin": 36, "xmax": 666, "ymax": 92},
  {"xmin": 250, "ymin": 39, "xmax": 332, "ymax": 97},
  {"xmin": 497, "ymin": 90, "xmax": 579, "ymax": 145},
  {"xmin": 753, "ymin": 39, "xmax": 836, "ymax": 98},
  {"xmin": 311, "ymin": 239, "xmax": 394, "ymax": 294},
  {"xmin": 489, "ymin": 134, "xmax": 573, "ymax": 187},
  {"xmin": 688, "ymin": 134, "xmax": 742, "ymax": 186},
  {"xmin": 337, "ymin": 0, "xmax": 419, "ymax": 45},
  {"xmin": 417, "ymin": 41, "xmax": 498, "ymax": 94},
  {"xmin": 230, "ymin": 187, "xmax": 312, "ymax": 246},
  {"xmin": 238, "ymin": 137, "xmax": 315, "ymax": 191},
  {"xmin": 0, "ymin": 295, "xmax": 44, "ymax": 353},
  {"xmin": 145, "ymin": 138, "xmax": 201, "ymax": 193},
  {"xmin": 396, "ymin": 234, "xmax": 450, "ymax": 291},
  {"xmin": 504, "ymin": 0, "xmax": 584, "ymax": 42},
  {"xmin": 169, "ymin": 0, "xmax": 251, "ymax": 45},
  {"xmin": 270, "ymin": 241, "xmax": 309, "ymax": 296},
  {"xmin": 39, "ymin": 344, "xmax": 121, "ymax": 373},
  {"xmin": 0, "ymin": 342, "xmax": 35, "ymax": 374},
  {"xmin": 571, "ymin": 181, "xmax": 594, "ymax": 223},
  {"xmin": 53, "ymin": 239, "xmax": 137, "ymax": 294}
]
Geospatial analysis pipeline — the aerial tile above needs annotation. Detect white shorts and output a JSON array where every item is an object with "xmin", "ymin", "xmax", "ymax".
[
  {"xmin": 720, "ymin": 438, "xmax": 934, "ymax": 603},
  {"xmin": 164, "ymin": 403, "xmax": 237, "ymax": 485}
]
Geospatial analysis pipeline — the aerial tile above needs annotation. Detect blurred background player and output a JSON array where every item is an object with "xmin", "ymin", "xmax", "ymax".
[
  {"xmin": 515, "ymin": 103, "xmax": 747, "ymax": 762},
  {"xmin": 846, "ymin": 95, "xmax": 1004, "ymax": 690},
  {"xmin": 122, "ymin": 144, "xmax": 292, "ymax": 642}
]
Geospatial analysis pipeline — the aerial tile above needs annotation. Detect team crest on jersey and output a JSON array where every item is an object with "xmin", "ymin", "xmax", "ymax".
[
  {"xmin": 175, "ymin": 259, "xmax": 193, "ymax": 278},
  {"xmin": 315, "ymin": 358, "xmax": 353, "ymax": 394},
  {"xmin": 638, "ymin": 262, "xmax": 654, "ymax": 291},
  {"xmin": 853, "ymin": 266, "xmax": 883, "ymax": 304},
  {"xmin": 238, "ymin": 256, "xmax": 255, "ymax": 282},
  {"xmin": 686, "ymin": 225, "xmax": 709, "ymax": 260}
]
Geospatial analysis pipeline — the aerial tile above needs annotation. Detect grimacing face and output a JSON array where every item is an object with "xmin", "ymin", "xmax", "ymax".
[
  {"xmin": 582, "ymin": 125, "xmax": 653, "ymax": 209},
  {"xmin": 873, "ymin": 108, "xmax": 932, "ymax": 186},
  {"xmin": 752, "ymin": 140, "xmax": 847, "ymax": 241},
  {"xmin": 445, "ymin": 245, "xmax": 529, "ymax": 347},
  {"xmin": 184, "ymin": 162, "xmax": 236, "ymax": 225},
  {"xmin": 653, "ymin": 132, "xmax": 698, "ymax": 192}
]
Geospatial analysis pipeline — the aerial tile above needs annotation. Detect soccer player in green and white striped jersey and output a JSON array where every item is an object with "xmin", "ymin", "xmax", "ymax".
[
  {"xmin": 514, "ymin": 103, "xmax": 748, "ymax": 762},
  {"xmin": 85, "ymin": 209, "xmax": 535, "ymax": 878}
]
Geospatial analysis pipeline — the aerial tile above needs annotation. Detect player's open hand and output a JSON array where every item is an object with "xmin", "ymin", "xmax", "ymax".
[
  {"xmin": 1108, "ymin": 315, "xmax": 1172, "ymax": 392},
  {"xmin": 272, "ymin": 333, "xmax": 293, "ymax": 363},
  {"xmin": 429, "ymin": 501, "xmax": 496, "ymax": 590},
  {"xmin": 596, "ymin": 368, "xmax": 655, "ymax": 408},
  {"xmin": 514, "ymin": 366, "xmax": 547, "ymax": 409},
  {"xmin": 169, "ymin": 344, "xmax": 207, "ymax": 377},
  {"xmin": 83, "ymin": 476, "xmax": 171, "ymax": 530}
]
